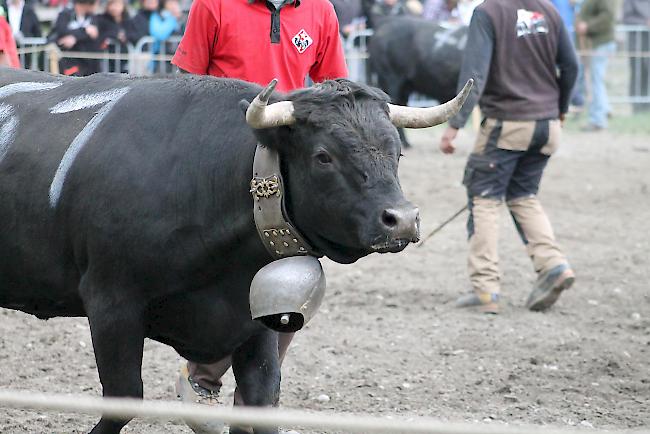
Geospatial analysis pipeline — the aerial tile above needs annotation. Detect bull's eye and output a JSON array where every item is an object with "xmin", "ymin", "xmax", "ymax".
[{"xmin": 315, "ymin": 151, "xmax": 333, "ymax": 165}]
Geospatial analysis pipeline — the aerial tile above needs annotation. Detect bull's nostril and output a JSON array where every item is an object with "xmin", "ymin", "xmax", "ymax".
[{"xmin": 381, "ymin": 210, "xmax": 399, "ymax": 228}]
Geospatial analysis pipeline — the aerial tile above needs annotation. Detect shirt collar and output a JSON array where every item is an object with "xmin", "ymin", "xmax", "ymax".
[{"xmin": 247, "ymin": 0, "xmax": 301, "ymax": 8}]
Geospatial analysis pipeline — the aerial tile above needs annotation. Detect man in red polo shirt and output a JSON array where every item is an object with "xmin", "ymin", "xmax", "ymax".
[
  {"xmin": 0, "ymin": 16, "xmax": 20, "ymax": 68},
  {"xmin": 172, "ymin": 1, "xmax": 347, "ymax": 433},
  {"xmin": 172, "ymin": 0, "xmax": 348, "ymax": 91}
]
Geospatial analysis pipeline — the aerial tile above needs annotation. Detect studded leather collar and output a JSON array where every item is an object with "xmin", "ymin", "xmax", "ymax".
[{"xmin": 250, "ymin": 143, "xmax": 318, "ymax": 259}]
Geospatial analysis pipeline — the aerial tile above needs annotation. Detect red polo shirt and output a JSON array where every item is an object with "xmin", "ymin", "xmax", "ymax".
[
  {"xmin": 0, "ymin": 16, "xmax": 20, "ymax": 69},
  {"xmin": 171, "ymin": 0, "xmax": 348, "ymax": 92}
]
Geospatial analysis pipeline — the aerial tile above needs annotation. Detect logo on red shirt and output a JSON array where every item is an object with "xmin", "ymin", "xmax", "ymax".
[{"xmin": 292, "ymin": 29, "xmax": 313, "ymax": 54}]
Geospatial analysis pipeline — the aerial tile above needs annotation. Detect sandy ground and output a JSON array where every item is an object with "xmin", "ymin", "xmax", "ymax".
[{"xmin": 1, "ymin": 127, "xmax": 649, "ymax": 434}]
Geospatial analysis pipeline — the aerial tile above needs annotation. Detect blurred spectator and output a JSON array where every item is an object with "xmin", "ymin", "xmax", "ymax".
[
  {"xmin": 49, "ymin": 0, "xmax": 101, "ymax": 76},
  {"xmin": 551, "ymin": 0, "xmax": 574, "ymax": 34},
  {"xmin": 422, "ymin": 0, "xmax": 458, "ymax": 22},
  {"xmin": 130, "ymin": 0, "xmax": 181, "ymax": 43},
  {"xmin": 97, "ymin": 0, "xmax": 131, "ymax": 72},
  {"xmin": 0, "ymin": 14, "xmax": 19, "ymax": 67},
  {"xmin": 623, "ymin": 0, "xmax": 650, "ymax": 112},
  {"xmin": 1, "ymin": 0, "xmax": 41, "ymax": 40},
  {"xmin": 330, "ymin": 0, "xmax": 366, "ymax": 37},
  {"xmin": 551, "ymin": 0, "xmax": 585, "ymax": 107},
  {"xmin": 130, "ymin": 0, "xmax": 181, "ymax": 72},
  {"xmin": 577, "ymin": 0, "xmax": 614, "ymax": 130}
]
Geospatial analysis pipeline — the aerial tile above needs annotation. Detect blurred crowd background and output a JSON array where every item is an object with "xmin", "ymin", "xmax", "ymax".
[{"xmin": 1, "ymin": 0, "xmax": 648, "ymax": 117}]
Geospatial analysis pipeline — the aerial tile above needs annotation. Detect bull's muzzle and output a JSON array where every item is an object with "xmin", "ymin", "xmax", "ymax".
[{"xmin": 372, "ymin": 204, "xmax": 421, "ymax": 252}]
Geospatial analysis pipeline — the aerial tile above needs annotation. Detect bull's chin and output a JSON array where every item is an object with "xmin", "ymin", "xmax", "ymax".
[
  {"xmin": 370, "ymin": 239, "xmax": 412, "ymax": 254},
  {"xmin": 311, "ymin": 233, "xmax": 413, "ymax": 264},
  {"xmin": 311, "ymin": 233, "xmax": 370, "ymax": 265}
]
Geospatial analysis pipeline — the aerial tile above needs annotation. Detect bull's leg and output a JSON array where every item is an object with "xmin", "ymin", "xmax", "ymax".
[
  {"xmin": 230, "ymin": 329, "xmax": 280, "ymax": 434},
  {"xmin": 84, "ymin": 292, "xmax": 146, "ymax": 434}
]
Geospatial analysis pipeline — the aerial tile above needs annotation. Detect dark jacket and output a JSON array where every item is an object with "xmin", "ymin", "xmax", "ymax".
[
  {"xmin": 579, "ymin": 0, "xmax": 614, "ymax": 46},
  {"xmin": 127, "ymin": 9, "xmax": 151, "ymax": 45},
  {"xmin": 449, "ymin": 0, "xmax": 578, "ymax": 128},
  {"xmin": 48, "ymin": 7, "xmax": 101, "ymax": 75},
  {"xmin": 97, "ymin": 12, "xmax": 124, "ymax": 42},
  {"xmin": 96, "ymin": 12, "xmax": 131, "ymax": 72}
]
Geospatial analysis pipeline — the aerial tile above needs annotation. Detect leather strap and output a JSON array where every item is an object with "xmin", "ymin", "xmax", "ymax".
[{"xmin": 250, "ymin": 144, "xmax": 316, "ymax": 259}]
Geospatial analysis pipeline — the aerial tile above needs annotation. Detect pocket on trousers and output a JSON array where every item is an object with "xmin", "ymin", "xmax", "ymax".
[
  {"xmin": 463, "ymin": 153, "xmax": 498, "ymax": 197},
  {"xmin": 540, "ymin": 120, "xmax": 561, "ymax": 155},
  {"xmin": 497, "ymin": 120, "xmax": 536, "ymax": 152}
]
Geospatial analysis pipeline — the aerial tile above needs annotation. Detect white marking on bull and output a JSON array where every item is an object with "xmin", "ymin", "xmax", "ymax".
[
  {"xmin": 0, "ymin": 82, "xmax": 62, "ymax": 163},
  {"xmin": 0, "ymin": 82, "xmax": 62, "ymax": 99},
  {"xmin": 49, "ymin": 87, "xmax": 131, "ymax": 207},
  {"xmin": 0, "ymin": 104, "xmax": 18, "ymax": 162},
  {"xmin": 433, "ymin": 27, "xmax": 467, "ymax": 51}
]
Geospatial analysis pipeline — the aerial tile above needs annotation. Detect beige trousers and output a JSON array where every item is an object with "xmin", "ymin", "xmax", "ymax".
[{"xmin": 469, "ymin": 196, "xmax": 567, "ymax": 294}]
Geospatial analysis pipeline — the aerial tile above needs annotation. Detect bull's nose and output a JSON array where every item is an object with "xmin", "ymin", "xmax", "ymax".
[{"xmin": 380, "ymin": 205, "xmax": 421, "ymax": 242}]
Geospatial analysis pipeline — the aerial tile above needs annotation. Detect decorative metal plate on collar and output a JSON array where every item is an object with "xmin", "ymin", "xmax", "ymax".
[{"xmin": 250, "ymin": 144, "xmax": 317, "ymax": 259}]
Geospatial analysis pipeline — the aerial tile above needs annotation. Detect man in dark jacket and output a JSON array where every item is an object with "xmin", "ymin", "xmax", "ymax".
[
  {"xmin": 48, "ymin": 0, "xmax": 101, "ymax": 76},
  {"xmin": 439, "ymin": 0, "xmax": 578, "ymax": 314}
]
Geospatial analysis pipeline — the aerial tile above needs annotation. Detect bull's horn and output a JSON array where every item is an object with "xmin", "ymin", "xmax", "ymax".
[
  {"xmin": 387, "ymin": 79, "xmax": 474, "ymax": 128},
  {"xmin": 246, "ymin": 79, "xmax": 296, "ymax": 129}
]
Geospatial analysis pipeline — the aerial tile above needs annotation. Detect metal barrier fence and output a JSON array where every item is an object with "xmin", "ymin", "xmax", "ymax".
[
  {"xmin": 16, "ymin": 36, "xmax": 182, "ymax": 76},
  {"xmin": 607, "ymin": 25, "xmax": 650, "ymax": 105},
  {"xmin": 14, "ymin": 25, "xmax": 650, "ymax": 107},
  {"xmin": 0, "ymin": 389, "xmax": 644, "ymax": 434}
]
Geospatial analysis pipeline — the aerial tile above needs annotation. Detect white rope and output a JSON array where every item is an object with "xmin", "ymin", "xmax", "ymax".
[{"xmin": 0, "ymin": 389, "xmax": 641, "ymax": 434}]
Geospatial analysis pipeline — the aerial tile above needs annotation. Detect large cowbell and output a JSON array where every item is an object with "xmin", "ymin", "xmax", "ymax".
[{"xmin": 250, "ymin": 256, "xmax": 326, "ymax": 332}]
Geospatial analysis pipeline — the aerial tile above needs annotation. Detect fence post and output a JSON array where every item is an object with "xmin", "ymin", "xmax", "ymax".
[{"xmin": 48, "ymin": 44, "xmax": 60, "ymax": 75}]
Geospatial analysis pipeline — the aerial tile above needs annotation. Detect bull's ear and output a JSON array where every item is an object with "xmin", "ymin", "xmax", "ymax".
[{"xmin": 239, "ymin": 99, "xmax": 251, "ymax": 114}]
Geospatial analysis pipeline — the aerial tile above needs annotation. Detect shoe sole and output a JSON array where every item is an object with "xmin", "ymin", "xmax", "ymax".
[
  {"xmin": 479, "ymin": 302, "xmax": 499, "ymax": 314},
  {"xmin": 527, "ymin": 269, "xmax": 575, "ymax": 311}
]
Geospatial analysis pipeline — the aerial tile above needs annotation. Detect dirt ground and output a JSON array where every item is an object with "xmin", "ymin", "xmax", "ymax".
[{"xmin": 1, "ymin": 126, "xmax": 649, "ymax": 434}]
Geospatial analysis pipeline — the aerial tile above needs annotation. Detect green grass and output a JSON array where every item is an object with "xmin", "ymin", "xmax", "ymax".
[{"xmin": 564, "ymin": 110, "xmax": 650, "ymax": 135}]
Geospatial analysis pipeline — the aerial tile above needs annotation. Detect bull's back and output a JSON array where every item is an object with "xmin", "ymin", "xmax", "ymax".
[{"xmin": 0, "ymin": 69, "xmax": 259, "ymax": 317}]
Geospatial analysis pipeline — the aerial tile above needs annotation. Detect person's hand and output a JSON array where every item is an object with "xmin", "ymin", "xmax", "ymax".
[
  {"xmin": 439, "ymin": 127, "xmax": 459, "ymax": 154},
  {"xmin": 86, "ymin": 24, "xmax": 99, "ymax": 39},
  {"xmin": 58, "ymin": 35, "xmax": 77, "ymax": 49},
  {"xmin": 117, "ymin": 29, "xmax": 127, "ymax": 43},
  {"xmin": 559, "ymin": 113, "xmax": 566, "ymax": 127},
  {"xmin": 576, "ymin": 21, "xmax": 588, "ymax": 35}
]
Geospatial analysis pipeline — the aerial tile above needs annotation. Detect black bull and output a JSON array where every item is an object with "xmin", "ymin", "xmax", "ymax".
[
  {"xmin": 0, "ymin": 68, "xmax": 477, "ymax": 434},
  {"xmin": 369, "ymin": 17, "xmax": 468, "ymax": 147}
]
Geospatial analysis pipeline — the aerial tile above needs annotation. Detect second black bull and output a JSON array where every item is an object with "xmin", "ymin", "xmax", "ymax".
[{"xmin": 369, "ymin": 17, "xmax": 467, "ymax": 147}]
